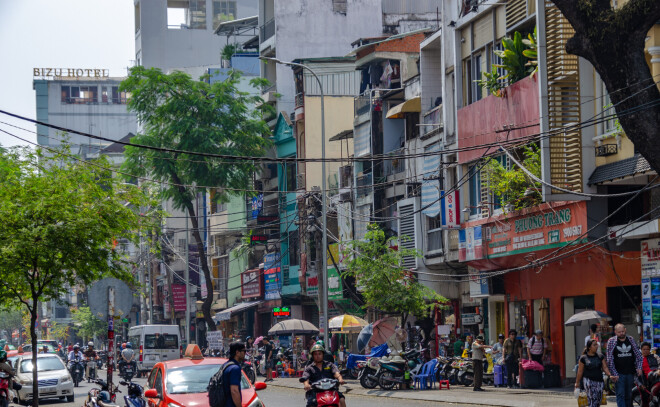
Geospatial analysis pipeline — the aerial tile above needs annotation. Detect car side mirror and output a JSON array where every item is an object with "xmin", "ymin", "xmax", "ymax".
[
  {"xmin": 144, "ymin": 389, "xmax": 159, "ymax": 398},
  {"xmin": 254, "ymin": 382, "xmax": 267, "ymax": 391}
]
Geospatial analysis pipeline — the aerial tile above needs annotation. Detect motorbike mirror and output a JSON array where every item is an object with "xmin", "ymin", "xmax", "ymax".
[
  {"xmin": 254, "ymin": 382, "xmax": 267, "ymax": 391},
  {"xmin": 144, "ymin": 389, "xmax": 159, "ymax": 398}
]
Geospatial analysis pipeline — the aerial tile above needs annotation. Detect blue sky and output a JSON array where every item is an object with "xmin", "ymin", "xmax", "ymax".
[{"xmin": 0, "ymin": 0, "xmax": 134, "ymax": 147}]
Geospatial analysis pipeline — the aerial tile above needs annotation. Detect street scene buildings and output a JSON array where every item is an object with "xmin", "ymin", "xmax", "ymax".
[{"xmin": 2, "ymin": 0, "xmax": 660, "ymax": 405}]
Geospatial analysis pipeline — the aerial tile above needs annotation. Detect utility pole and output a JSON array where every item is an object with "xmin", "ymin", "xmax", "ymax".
[{"xmin": 185, "ymin": 214, "xmax": 191, "ymax": 346}]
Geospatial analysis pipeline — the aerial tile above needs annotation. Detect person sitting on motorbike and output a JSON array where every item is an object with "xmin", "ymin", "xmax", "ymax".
[
  {"xmin": 67, "ymin": 345, "xmax": 83, "ymax": 369},
  {"xmin": 0, "ymin": 350, "xmax": 18, "ymax": 394},
  {"xmin": 301, "ymin": 344, "xmax": 346, "ymax": 407},
  {"xmin": 642, "ymin": 342, "xmax": 660, "ymax": 383},
  {"xmin": 120, "ymin": 342, "xmax": 137, "ymax": 372},
  {"xmin": 83, "ymin": 342, "xmax": 98, "ymax": 379}
]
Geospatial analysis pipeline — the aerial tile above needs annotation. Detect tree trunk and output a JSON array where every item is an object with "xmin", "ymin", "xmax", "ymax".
[
  {"xmin": 550, "ymin": 0, "xmax": 660, "ymax": 173},
  {"xmin": 29, "ymin": 303, "xmax": 38, "ymax": 407},
  {"xmin": 183, "ymin": 200, "xmax": 216, "ymax": 332}
]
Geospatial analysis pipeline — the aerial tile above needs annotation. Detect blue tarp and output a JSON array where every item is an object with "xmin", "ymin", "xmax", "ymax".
[{"xmin": 346, "ymin": 343, "xmax": 390, "ymax": 369}]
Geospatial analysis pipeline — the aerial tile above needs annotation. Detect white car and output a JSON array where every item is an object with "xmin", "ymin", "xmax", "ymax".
[{"xmin": 13, "ymin": 354, "xmax": 75, "ymax": 404}]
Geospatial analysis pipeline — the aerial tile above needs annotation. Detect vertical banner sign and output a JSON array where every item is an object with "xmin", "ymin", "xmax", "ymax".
[
  {"xmin": 458, "ymin": 226, "xmax": 483, "ymax": 262},
  {"xmin": 264, "ymin": 252, "xmax": 281, "ymax": 300},
  {"xmin": 642, "ymin": 239, "xmax": 660, "ymax": 346},
  {"xmin": 441, "ymin": 190, "xmax": 461, "ymax": 228},
  {"xmin": 107, "ymin": 287, "xmax": 115, "ymax": 398},
  {"xmin": 468, "ymin": 266, "xmax": 489, "ymax": 298},
  {"xmin": 327, "ymin": 268, "xmax": 343, "ymax": 300}
]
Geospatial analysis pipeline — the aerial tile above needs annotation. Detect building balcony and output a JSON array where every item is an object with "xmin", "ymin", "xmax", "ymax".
[
  {"xmin": 260, "ymin": 18, "xmax": 275, "ymax": 42},
  {"xmin": 356, "ymin": 173, "xmax": 373, "ymax": 200},
  {"xmin": 421, "ymin": 105, "xmax": 443, "ymax": 140},
  {"xmin": 354, "ymin": 94, "xmax": 371, "ymax": 118},
  {"xmin": 457, "ymin": 75, "xmax": 539, "ymax": 164},
  {"xmin": 295, "ymin": 92, "xmax": 304, "ymax": 121},
  {"xmin": 383, "ymin": 148, "xmax": 406, "ymax": 177},
  {"xmin": 261, "ymin": 83, "xmax": 277, "ymax": 104}
]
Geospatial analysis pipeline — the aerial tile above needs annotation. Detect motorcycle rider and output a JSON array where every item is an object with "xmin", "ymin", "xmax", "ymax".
[
  {"xmin": 119, "ymin": 342, "xmax": 137, "ymax": 375},
  {"xmin": 68, "ymin": 344, "xmax": 83, "ymax": 368},
  {"xmin": 301, "ymin": 344, "xmax": 346, "ymax": 407},
  {"xmin": 83, "ymin": 342, "xmax": 98, "ymax": 380}
]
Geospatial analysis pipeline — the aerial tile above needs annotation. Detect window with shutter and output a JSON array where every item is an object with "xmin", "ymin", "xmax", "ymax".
[{"xmin": 398, "ymin": 203, "xmax": 417, "ymax": 269}]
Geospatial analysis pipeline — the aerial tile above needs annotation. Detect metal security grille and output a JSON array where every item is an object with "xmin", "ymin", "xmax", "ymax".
[
  {"xmin": 545, "ymin": 1, "xmax": 583, "ymax": 193},
  {"xmin": 398, "ymin": 203, "xmax": 417, "ymax": 269}
]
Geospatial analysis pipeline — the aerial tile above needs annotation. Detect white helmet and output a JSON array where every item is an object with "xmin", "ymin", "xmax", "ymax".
[{"xmin": 88, "ymin": 342, "xmax": 94, "ymax": 347}]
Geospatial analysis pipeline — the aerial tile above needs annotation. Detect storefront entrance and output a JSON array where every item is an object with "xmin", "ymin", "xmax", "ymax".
[{"xmin": 563, "ymin": 295, "xmax": 594, "ymax": 379}]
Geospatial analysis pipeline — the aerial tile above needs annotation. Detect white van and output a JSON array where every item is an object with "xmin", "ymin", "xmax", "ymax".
[{"xmin": 127, "ymin": 325, "xmax": 180, "ymax": 376}]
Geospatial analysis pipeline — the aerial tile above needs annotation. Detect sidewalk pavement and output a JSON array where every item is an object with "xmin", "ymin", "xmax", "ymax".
[{"xmin": 266, "ymin": 377, "xmax": 614, "ymax": 407}]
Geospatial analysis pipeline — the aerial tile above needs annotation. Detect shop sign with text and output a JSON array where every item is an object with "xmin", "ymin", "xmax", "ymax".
[
  {"xmin": 263, "ymin": 252, "xmax": 281, "ymax": 300},
  {"xmin": 241, "ymin": 269, "xmax": 263, "ymax": 299},
  {"xmin": 483, "ymin": 201, "xmax": 588, "ymax": 258},
  {"xmin": 33, "ymin": 67, "xmax": 110, "ymax": 79},
  {"xmin": 327, "ymin": 267, "xmax": 343, "ymax": 300}
]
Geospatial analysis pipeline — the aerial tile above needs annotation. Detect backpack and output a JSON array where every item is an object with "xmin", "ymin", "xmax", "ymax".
[
  {"xmin": 208, "ymin": 360, "xmax": 237, "ymax": 407},
  {"xmin": 530, "ymin": 336, "xmax": 544, "ymax": 349}
]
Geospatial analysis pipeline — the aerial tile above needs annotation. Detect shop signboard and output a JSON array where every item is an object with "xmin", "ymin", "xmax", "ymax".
[
  {"xmin": 172, "ymin": 284, "xmax": 187, "ymax": 313},
  {"xmin": 327, "ymin": 267, "xmax": 343, "ymax": 300},
  {"xmin": 441, "ymin": 190, "xmax": 461, "ymax": 229},
  {"xmin": 641, "ymin": 240, "xmax": 660, "ymax": 346},
  {"xmin": 306, "ymin": 268, "xmax": 319, "ymax": 297},
  {"xmin": 468, "ymin": 266, "xmax": 489, "ymax": 298},
  {"xmin": 206, "ymin": 331, "xmax": 223, "ymax": 351},
  {"xmin": 251, "ymin": 194, "xmax": 263, "ymax": 219},
  {"xmin": 272, "ymin": 307, "xmax": 290, "ymax": 317},
  {"xmin": 264, "ymin": 252, "xmax": 281, "ymax": 300},
  {"xmin": 241, "ymin": 269, "xmax": 263, "ymax": 299},
  {"xmin": 461, "ymin": 313, "xmax": 483, "ymax": 325},
  {"xmin": 482, "ymin": 201, "xmax": 588, "ymax": 258},
  {"xmin": 458, "ymin": 226, "xmax": 483, "ymax": 262}
]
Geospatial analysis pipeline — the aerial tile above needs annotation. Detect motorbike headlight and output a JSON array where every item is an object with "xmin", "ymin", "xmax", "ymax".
[{"xmin": 247, "ymin": 398, "xmax": 264, "ymax": 407}]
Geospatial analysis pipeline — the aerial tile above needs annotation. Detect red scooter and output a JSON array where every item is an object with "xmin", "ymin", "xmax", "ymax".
[
  {"xmin": 0, "ymin": 371, "xmax": 11, "ymax": 407},
  {"xmin": 310, "ymin": 379, "xmax": 341, "ymax": 407}
]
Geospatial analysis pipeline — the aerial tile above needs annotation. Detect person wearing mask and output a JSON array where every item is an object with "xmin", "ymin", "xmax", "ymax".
[
  {"xmin": 472, "ymin": 335, "xmax": 491, "ymax": 392},
  {"xmin": 223, "ymin": 342, "xmax": 246, "ymax": 407},
  {"xmin": 527, "ymin": 329, "xmax": 547, "ymax": 364},
  {"xmin": 262, "ymin": 336, "xmax": 274, "ymax": 382},
  {"xmin": 576, "ymin": 339, "xmax": 614, "ymax": 407},
  {"xmin": 453, "ymin": 336, "xmax": 464, "ymax": 357},
  {"xmin": 83, "ymin": 342, "xmax": 98, "ymax": 380},
  {"xmin": 607, "ymin": 323, "xmax": 643, "ymax": 407},
  {"xmin": 503, "ymin": 329, "xmax": 523, "ymax": 388},
  {"xmin": 301, "ymin": 344, "xmax": 345, "ymax": 407},
  {"xmin": 492, "ymin": 334, "xmax": 505, "ymax": 365},
  {"xmin": 67, "ymin": 344, "xmax": 83, "ymax": 369}
]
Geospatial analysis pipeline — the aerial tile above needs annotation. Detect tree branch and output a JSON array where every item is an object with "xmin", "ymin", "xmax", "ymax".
[{"xmin": 618, "ymin": 0, "xmax": 660, "ymax": 38}]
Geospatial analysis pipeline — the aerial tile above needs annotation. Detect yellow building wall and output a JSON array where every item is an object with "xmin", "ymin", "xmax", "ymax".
[{"xmin": 303, "ymin": 96, "xmax": 354, "ymax": 189}]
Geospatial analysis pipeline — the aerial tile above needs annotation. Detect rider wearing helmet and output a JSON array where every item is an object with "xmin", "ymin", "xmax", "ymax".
[
  {"xmin": 120, "ymin": 342, "xmax": 136, "ymax": 372},
  {"xmin": 0, "ymin": 350, "xmax": 14, "ymax": 376},
  {"xmin": 301, "ymin": 344, "xmax": 345, "ymax": 407},
  {"xmin": 83, "ymin": 342, "xmax": 98, "ymax": 380},
  {"xmin": 67, "ymin": 344, "xmax": 83, "ymax": 369}
]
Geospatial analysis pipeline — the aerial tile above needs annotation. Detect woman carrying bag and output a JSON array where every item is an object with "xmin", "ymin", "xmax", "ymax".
[{"xmin": 576, "ymin": 339, "xmax": 616, "ymax": 407}]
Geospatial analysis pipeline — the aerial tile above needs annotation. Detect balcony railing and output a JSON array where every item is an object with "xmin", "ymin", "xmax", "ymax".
[
  {"xmin": 212, "ymin": 278, "xmax": 227, "ymax": 298},
  {"xmin": 262, "ymin": 83, "xmax": 277, "ymax": 94},
  {"xmin": 422, "ymin": 105, "xmax": 443, "ymax": 139},
  {"xmin": 356, "ymin": 173, "xmax": 373, "ymax": 199},
  {"xmin": 595, "ymin": 144, "xmax": 618, "ymax": 157},
  {"xmin": 383, "ymin": 148, "xmax": 406, "ymax": 176},
  {"xmin": 355, "ymin": 94, "xmax": 371, "ymax": 117},
  {"xmin": 260, "ymin": 18, "xmax": 275, "ymax": 42},
  {"xmin": 427, "ymin": 229, "xmax": 443, "ymax": 252},
  {"xmin": 295, "ymin": 92, "xmax": 304, "ymax": 108}
]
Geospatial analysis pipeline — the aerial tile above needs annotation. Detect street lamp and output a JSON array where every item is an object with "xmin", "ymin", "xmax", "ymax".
[{"xmin": 259, "ymin": 57, "xmax": 329, "ymax": 346}]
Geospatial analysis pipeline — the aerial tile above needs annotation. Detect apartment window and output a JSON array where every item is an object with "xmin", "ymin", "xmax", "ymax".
[
  {"xmin": 111, "ymin": 86, "xmax": 127, "ymax": 104},
  {"xmin": 167, "ymin": 0, "xmax": 206, "ymax": 29},
  {"xmin": 468, "ymin": 164, "xmax": 481, "ymax": 216},
  {"xmin": 285, "ymin": 163, "xmax": 296, "ymax": 192},
  {"xmin": 288, "ymin": 231, "xmax": 299, "ymax": 266},
  {"xmin": 213, "ymin": 0, "xmax": 237, "ymax": 29},
  {"xmin": 209, "ymin": 189, "xmax": 227, "ymax": 214},
  {"xmin": 135, "ymin": 3, "xmax": 141, "ymax": 33},
  {"xmin": 473, "ymin": 53, "xmax": 483, "ymax": 102},
  {"xmin": 332, "ymin": 0, "xmax": 347, "ymax": 14},
  {"xmin": 61, "ymin": 85, "xmax": 98, "ymax": 104},
  {"xmin": 599, "ymin": 80, "xmax": 616, "ymax": 134}
]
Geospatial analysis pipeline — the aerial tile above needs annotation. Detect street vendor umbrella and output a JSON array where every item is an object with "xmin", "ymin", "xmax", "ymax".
[
  {"xmin": 357, "ymin": 317, "xmax": 398, "ymax": 351},
  {"xmin": 329, "ymin": 314, "xmax": 368, "ymax": 332},
  {"xmin": 268, "ymin": 319, "xmax": 319, "ymax": 336},
  {"xmin": 564, "ymin": 310, "xmax": 612, "ymax": 326}
]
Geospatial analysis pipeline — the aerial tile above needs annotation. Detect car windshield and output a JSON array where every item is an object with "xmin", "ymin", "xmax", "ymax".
[
  {"xmin": 20, "ymin": 357, "xmax": 65, "ymax": 373},
  {"xmin": 165, "ymin": 365, "xmax": 249, "ymax": 394}
]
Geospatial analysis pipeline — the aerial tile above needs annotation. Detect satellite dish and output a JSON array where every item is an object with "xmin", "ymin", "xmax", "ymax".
[{"xmin": 88, "ymin": 278, "xmax": 134, "ymax": 320}]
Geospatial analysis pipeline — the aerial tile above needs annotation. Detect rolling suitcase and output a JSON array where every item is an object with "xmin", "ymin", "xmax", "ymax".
[
  {"xmin": 543, "ymin": 364, "xmax": 561, "ymax": 388},
  {"xmin": 494, "ymin": 364, "xmax": 507, "ymax": 387},
  {"xmin": 523, "ymin": 369, "xmax": 543, "ymax": 389}
]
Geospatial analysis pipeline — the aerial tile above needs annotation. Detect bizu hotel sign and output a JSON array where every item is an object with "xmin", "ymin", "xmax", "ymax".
[{"xmin": 33, "ymin": 67, "xmax": 110, "ymax": 79}]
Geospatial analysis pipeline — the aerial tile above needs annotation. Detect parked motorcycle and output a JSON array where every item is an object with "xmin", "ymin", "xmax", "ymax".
[
  {"xmin": 84, "ymin": 379, "xmax": 121, "ymax": 407},
  {"xmin": 87, "ymin": 358, "xmax": 99, "ymax": 382},
  {"xmin": 119, "ymin": 380, "xmax": 146, "ymax": 407},
  {"xmin": 435, "ymin": 356, "xmax": 460, "ymax": 385},
  {"xmin": 69, "ymin": 357, "xmax": 85, "ymax": 387},
  {"xmin": 0, "ymin": 371, "xmax": 11, "ymax": 407},
  {"xmin": 357, "ymin": 358, "xmax": 379, "ymax": 389},
  {"xmin": 374, "ymin": 349, "xmax": 423, "ymax": 390},
  {"xmin": 309, "ymin": 378, "xmax": 342, "ymax": 407}
]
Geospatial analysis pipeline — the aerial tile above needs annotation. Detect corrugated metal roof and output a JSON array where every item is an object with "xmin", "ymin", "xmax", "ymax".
[{"xmin": 588, "ymin": 153, "xmax": 654, "ymax": 185}]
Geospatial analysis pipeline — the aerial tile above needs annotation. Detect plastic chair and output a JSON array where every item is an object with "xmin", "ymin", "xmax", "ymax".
[
  {"xmin": 425, "ymin": 359, "xmax": 439, "ymax": 389},
  {"xmin": 438, "ymin": 380, "xmax": 450, "ymax": 390},
  {"xmin": 413, "ymin": 360, "xmax": 434, "ymax": 390}
]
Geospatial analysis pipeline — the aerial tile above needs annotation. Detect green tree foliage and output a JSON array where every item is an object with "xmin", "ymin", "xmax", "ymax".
[
  {"xmin": 120, "ymin": 66, "xmax": 273, "ymax": 330},
  {"xmin": 483, "ymin": 145, "xmax": 542, "ymax": 211},
  {"xmin": 71, "ymin": 307, "xmax": 107, "ymax": 343},
  {"xmin": 342, "ymin": 224, "xmax": 447, "ymax": 324},
  {"xmin": 0, "ymin": 308, "xmax": 24, "ymax": 344},
  {"xmin": 0, "ymin": 147, "xmax": 155, "ymax": 407}
]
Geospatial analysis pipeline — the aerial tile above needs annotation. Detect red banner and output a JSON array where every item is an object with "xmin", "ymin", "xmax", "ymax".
[
  {"xmin": 172, "ymin": 284, "xmax": 187, "ymax": 313},
  {"xmin": 241, "ymin": 269, "xmax": 263, "ymax": 299}
]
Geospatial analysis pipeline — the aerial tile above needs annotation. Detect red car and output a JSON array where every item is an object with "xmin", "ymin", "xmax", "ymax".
[{"xmin": 144, "ymin": 345, "xmax": 267, "ymax": 407}]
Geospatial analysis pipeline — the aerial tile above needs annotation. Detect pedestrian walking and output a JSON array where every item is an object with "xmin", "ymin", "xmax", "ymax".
[
  {"xmin": 527, "ymin": 329, "xmax": 547, "ymax": 364},
  {"xmin": 224, "ymin": 342, "xmax": 246, "ymax": 407},
  {"xmin": 606, "ymin": 323, "xmax": 643, "ymax": 407},
  {"xmin": 503, "ymin": 329, "xmax": 522, "ymax": 388},
  {"xmin": 472, "ymin": 335, "xmax": 491, "ymax": 391},
  {"xmin": 453, "ymin": 336, "xmax": 464, "ymax": 357},
  {"xmin": 262, "ymin": 336, "xmax": 274, "ymax": 382},
  {"xmin": 576, "ymin": 339, "xmax": 615, "ymax": 407}
]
